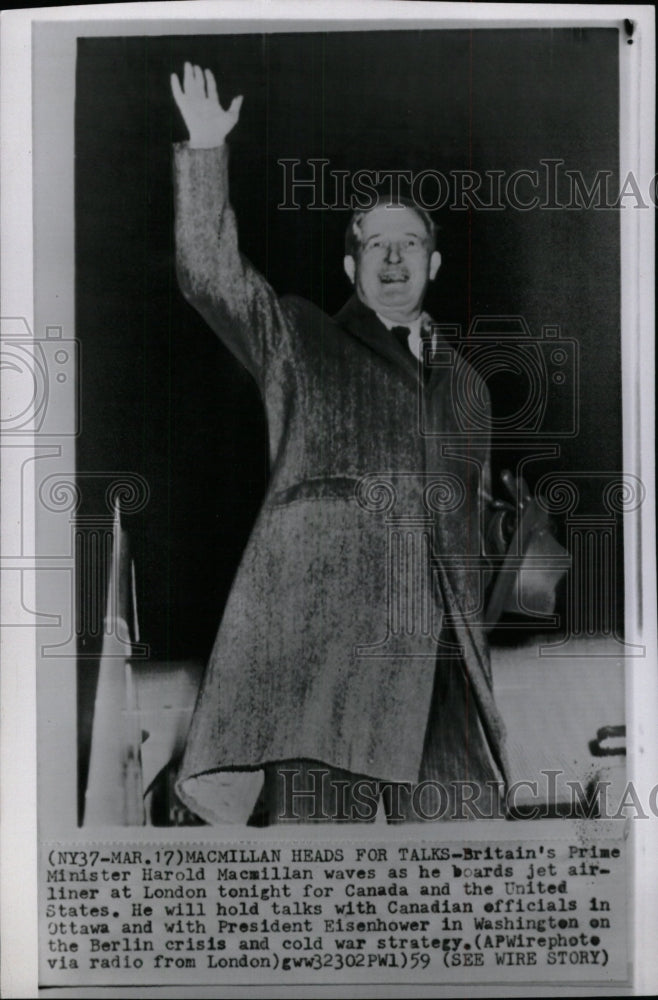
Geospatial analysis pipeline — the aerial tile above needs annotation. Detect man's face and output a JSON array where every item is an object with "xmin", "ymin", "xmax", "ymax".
[{"xmin": 344, "ymin": 206, "xmax": 441, "ymax": 323}]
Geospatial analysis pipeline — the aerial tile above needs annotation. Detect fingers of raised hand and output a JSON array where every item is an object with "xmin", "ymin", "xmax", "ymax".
[
  {"xmin": 170, "ymin": 72, "xmax": 184, "ymax": 107},
  {"xmin": 175, "ymin": 63, "xmax": 224, "ymax": 106},
  {"xmin": 204, "ymin": 68, "xmax": 219, "ymax": 104},
  {"xmin": 175, "ymin": 62, "xmax": 201, "ymax": 99},
  {"xmin": 185, "ymin": 61, "xmax": 202, "ymax": 94},
  {"xmin": 228, "ymin": 94, "xmax": 244, "ymax": 119},
  {"xmin": 192, "ymin": 63, "xmax": 205, "ymax": 91},
  {"xmin": 183, "ymin": 61, "xmax": 194, "ymax": 94},
  {"xmin": 171, "ymin": 62, "xmax": 242, "ymax": 143}
]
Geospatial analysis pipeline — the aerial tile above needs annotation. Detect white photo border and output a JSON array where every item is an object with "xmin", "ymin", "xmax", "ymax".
[{"xmin": 1, "ymin": 3, "xmax": 655, "ymax": 997}]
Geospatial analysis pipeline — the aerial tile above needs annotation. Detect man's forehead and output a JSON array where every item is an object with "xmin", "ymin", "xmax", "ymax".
[{"xmin": 358, "ymin": 205, "xmax": 427, "ymax": 237}]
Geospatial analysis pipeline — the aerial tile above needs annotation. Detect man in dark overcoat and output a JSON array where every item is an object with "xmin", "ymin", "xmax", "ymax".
[{"xmin": 170, "ymin": 63, "xmax": 509, "ymax": 824}]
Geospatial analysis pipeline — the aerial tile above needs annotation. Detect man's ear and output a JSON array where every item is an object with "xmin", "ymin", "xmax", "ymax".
[
  {"xmin": 343, "ymin": 255, "xmax": 356, "ymax": 285},
  {"xmin": 429, "ymin": 250, "xmax": 441, "ymax": 281}
]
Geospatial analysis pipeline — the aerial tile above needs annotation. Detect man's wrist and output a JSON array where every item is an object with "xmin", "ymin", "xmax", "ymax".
[{"xmin": 187, "ymin": 137, "xmax": 226, "ymax": 150}]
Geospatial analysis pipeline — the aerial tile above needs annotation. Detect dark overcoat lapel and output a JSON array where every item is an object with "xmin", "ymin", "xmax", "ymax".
[{"xmin": 334, "ymin": 295, "xmax": 419, "ymax": 381}]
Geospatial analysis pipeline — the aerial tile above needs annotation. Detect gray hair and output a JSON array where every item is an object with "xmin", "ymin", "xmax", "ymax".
[{"xmin": 344, "ymin": 196, "xmax": 438, "ymax": 257}]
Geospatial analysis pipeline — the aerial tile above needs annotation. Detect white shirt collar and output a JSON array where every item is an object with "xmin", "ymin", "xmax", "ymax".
[{"xmin": 375, "ymin": 312, "xmax": 426, "ymax": 361}]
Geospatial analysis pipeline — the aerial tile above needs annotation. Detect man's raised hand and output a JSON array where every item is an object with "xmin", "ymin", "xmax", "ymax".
[{"xmin": 171, "ymin": 63, "xmax": 243, "ymax": 149}]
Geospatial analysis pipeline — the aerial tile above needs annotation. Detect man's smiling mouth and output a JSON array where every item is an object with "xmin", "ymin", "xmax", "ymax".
[{"xmin": 379, "ymin": 272, "xmax": 409, "ymax": 284}]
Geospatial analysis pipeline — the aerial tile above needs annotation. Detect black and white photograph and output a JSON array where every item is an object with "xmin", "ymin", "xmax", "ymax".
[
  {"xmin": 73, "ymin": 21, "xmax": 632, "ymax": 827},
  {"xmin": 1, "ymin": 2, "xmax": 656, "ymax": 996}
]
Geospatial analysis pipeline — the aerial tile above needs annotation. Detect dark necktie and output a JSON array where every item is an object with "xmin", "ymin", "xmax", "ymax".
[
  {"xmin": 390, "ymin": 325, "xmax": 432, "ymax": 386},
  {"xmin": 390, "ymin": 325, "xmax": 411, "ymax": 352}
]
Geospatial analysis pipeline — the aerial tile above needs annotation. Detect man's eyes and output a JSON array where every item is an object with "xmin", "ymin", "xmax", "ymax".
[{"xmin": 366, "ymin": 237, "xmax": 422, "ymax": 251}]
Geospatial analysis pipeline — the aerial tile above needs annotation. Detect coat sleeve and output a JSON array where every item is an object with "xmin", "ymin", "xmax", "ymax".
[{"xmin": 173, "ymin": 142, "xmax": 288, "ymax": 385}]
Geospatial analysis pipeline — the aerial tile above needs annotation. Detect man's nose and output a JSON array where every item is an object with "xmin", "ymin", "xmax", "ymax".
[{"xmin": 385, "ymin": 241, "xmax": 402, "ymax": 263}]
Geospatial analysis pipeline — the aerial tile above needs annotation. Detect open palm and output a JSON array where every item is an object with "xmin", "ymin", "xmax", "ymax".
[{"xmin": 171, "ymin": 62, "xmax": 243, "ymax": 148}]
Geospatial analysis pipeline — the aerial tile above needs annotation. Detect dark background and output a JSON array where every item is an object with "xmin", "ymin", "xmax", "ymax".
[{"xmin": 75, "ymin": 29, "xmax": 622, "ymax": 810}]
